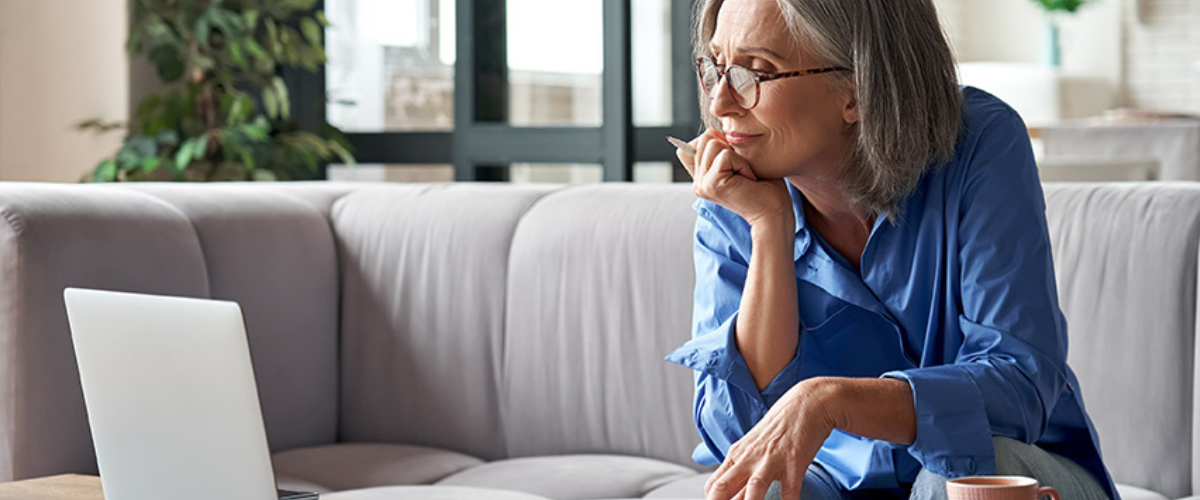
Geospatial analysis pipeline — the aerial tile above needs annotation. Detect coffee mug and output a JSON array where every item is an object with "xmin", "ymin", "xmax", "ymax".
[{"xmin": 946, "ymin": 476, "xmax": 1061, "ymax": 500}]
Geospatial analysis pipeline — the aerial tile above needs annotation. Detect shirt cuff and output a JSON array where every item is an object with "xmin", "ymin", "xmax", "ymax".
[
  {"xmin": 665, "ymin": 311, "xmax": 803, "ymax": 408},
  {"xmin": 881, "ymin": 365, "xmax": 997, "ymax": 478}
]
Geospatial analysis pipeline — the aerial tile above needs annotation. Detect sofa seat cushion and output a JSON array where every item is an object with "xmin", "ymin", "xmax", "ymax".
[
  {"xmin": 642, "ymin": 473, "xmax": 708, "ymax": 498},
  {"xmin": 434, "ymin": 454, "xmax": 697, "ymax": 500},
  {"xmin": 1116, "ymin": 483, "xmax": 1170, "ymax": 500},
  {"xmin": 272, "ymin": 443, "xmax": 485, "ymax": 492},
  {"xmin": 324, "ymin": 485, "xmax": 553, "ymax": 500},
  {"xmin": 274, "ymin": 474, "xmax": 334, "ymax": 494}
]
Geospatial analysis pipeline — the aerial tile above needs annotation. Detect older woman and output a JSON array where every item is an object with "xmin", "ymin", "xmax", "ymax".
[{"xmin": 662, "ymin": 1, "xmax": 1118, "ymax": 500}]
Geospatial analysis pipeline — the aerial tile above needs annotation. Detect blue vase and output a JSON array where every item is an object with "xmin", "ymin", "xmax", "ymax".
[{"xmin": 1041, "ymin": 20, "xmax": 1062, "ymax": 68}]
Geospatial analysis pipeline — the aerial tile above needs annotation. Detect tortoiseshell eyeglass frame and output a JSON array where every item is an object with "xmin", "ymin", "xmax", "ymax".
[{"xmin": 696, "ymin": 55, "xmax": 852, "ymax": 109}]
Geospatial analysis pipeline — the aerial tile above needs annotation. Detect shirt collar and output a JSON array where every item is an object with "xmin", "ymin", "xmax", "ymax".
[{"xmin": 786, "ymin": 180, "xmax": 812, "ymax": 261}]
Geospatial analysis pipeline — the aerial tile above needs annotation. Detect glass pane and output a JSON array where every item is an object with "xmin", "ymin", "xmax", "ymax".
[
  {"xmin": 634, "ymin": 162, "xmax": 674, "ymax": 183},
  {"xmin": 507, "ymin": 0, "xmax": 603, "ymax": 127},
  {"xmin": 327, "ymin": 164, "xmax": 454, "ymax": 182},
  {"xmin": 632, "ymin": 0, "xmax": 672, "ymax": 127},
  {"xmin": 510, "ymin": 163, "xmax": 603, "ymax": 183},
  {"xmin": 325, "ymin": 0, "xmax": 455, "ymax": 132}
]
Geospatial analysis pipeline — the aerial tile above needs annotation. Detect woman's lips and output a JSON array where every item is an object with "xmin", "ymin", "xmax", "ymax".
[{"xmin": 725, "ymin": 132, "xmax": 762, "ymax": 146}]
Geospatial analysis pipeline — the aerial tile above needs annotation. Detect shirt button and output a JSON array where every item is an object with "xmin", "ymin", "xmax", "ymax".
[
  {"xmin": 707, "ymin": 358, "xmax": 718, "ymax": 367},
  {"xmin": 967, "ymin": 457, "xmax": 976, "ymax": 474},
  {"xmin": 943, "ymin": 458, "xmax": 953, "ymax": 474}
]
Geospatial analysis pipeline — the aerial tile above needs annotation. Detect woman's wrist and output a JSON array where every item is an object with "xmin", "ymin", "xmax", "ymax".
[{"xmin": 747, "ymin": 210, "xmax": 794, "ymax": 242}]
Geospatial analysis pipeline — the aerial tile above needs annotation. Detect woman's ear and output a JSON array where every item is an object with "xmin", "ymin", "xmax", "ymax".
[{"xmin": 842, "ymin": 93, "xmax": 859, "ymax": 125}]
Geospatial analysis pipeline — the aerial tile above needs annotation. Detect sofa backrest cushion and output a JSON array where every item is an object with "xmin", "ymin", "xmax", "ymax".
[
  {"xmin": 0, "ymin": 185, "xmax": 210, "ymax": 480},
  {"xmin": 1044, "ymin": 182, "xmax": 1200, "ymax": 498},
  {"xmin": 333, "ymin": 183, "xmax": 559, "ymax": 461},
  {"xmin": 500, "ymin": 184, "xmax": 700, "ymax": 467},
  {"xmin": 115, "ymin": 184, "xmax": 343, "ymax": 454}
]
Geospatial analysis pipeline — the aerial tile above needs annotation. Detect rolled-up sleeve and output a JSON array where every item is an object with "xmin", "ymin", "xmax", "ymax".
[
  {"xmin": 665, "ymin": 199, "xmax": 804, "ymax": 465},
  {"xmin": 882, "ymin": 109, "xmax": 1071, "ymax": 478}
]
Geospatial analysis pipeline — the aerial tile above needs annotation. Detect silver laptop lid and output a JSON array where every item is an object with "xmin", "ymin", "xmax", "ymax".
[{"xmin": 64, "ymin": 288, "xmax": 277, "ymax": 500}]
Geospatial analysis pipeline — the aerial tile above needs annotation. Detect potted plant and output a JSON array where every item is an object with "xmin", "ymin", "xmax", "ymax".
[
  {"xmin": 79, "ymin": 0, "xmax": 354, "ymax": 182},
  {"xmin": 1028, "ymin": 0, "xmax": 1094, "ymax": 67}
]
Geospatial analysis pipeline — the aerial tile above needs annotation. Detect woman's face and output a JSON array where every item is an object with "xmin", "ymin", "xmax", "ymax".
[{"xmin": 707, "ymin": 0, "xmax": 857, "ymax": 180}]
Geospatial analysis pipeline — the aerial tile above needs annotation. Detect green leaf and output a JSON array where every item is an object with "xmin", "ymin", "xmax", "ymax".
[
  {"xmin": 300, "ymin": 18, "xmax": 321, "ymax": 45},
  {"xmin": 126, "ymin": 134, "xmax": 158, "ymax": 157},
  {"xmin": 148, "ymin": 44, "xmax": 185, "ymax": 82},
  {"xmin": 265, "ymin": 19, "xmax": 281, "ymax": 57},
  {"xmin": 94, "ymin": 160, "xmax": 118, "ymax": 182},
  {"xmin": 242, "ymin": 9, "xmax": 259, "ymax": 31},
  {"xmin": 174, "ymin": 138, "xmax": 197, "ymax": 171},
  {"xmin": 229, "ymin": 41, "xmax": 247, "ymax": 68},
  {"xmin": 239, "ymin": 151, "xmax": 257, "ymax": 171},
  {"xmin": 242, "ymin": 121, "xmax": 269, "ymax": 141},
  {"xmin": 135, "ymin": 95, "xmax": 162, "ymax": 132},
  {"xmin": 141, "ymin": 156, "xmax": 162, "ymax": 173},
  {"xmin": 156, "ymin": 128, "xmax": 180, "ymax": 147},
  {"xmin": 272, "ymin": 77, "xmax": 290, "ymax": 120},
  {"xmin": 253, "ymin": 169, "xmax": 277, "ymax": 182},
  {"xmin": 244, "ymin": 38, "xmax": 268, "ymax": 61},
  {"xmin": 194, "ymin": 13, "xmax": 211, "ymax": 47},
  {"xmin": 262, "ymin": 86, "xmax": 279, "ymax": 120},
  {"xmin": 329, "ymin": 141, "xmax": 355, "ymax": 167},
  {"xmin": 194, "ymin": 134, "xmax": 209, "ymax": 160}
]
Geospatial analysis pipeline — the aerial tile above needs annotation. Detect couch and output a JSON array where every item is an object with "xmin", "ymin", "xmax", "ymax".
[{"xmin": 0, "ymin": 181, "xmax": 1197, "ymax": 500}]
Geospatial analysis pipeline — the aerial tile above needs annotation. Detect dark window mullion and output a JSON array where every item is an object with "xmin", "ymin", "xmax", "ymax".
[{"xmin": 602, "ymin": 0, "xmax": 634, "ymax": 182}]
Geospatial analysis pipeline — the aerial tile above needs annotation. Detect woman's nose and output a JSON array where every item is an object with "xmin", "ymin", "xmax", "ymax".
[{"xmin": 708, "ymin": 77, "xmax": 745, "ymax": 118}]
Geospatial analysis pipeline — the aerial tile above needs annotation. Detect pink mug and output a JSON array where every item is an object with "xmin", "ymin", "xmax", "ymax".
[{"xmin": 946, "ymin": 476, "xmax": 1061, "ymax": 500}]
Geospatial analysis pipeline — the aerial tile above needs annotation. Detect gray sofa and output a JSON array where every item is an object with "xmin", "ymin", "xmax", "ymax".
[{"xmin": 0, "ymin": 181, "xmax": 1196, "ymax": 500}]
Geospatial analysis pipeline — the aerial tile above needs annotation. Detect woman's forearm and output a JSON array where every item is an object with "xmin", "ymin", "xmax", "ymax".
[
  {"xmin": 816, "ymin": 376, "xmax": 917, "ymax": 445},
  {"xmin": 736, "ymin": 215, "xmax": 800, "ymax": 391}
]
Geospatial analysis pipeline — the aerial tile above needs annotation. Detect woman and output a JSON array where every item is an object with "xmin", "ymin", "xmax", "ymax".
[{"xmin": 662, "ymin": 1, "xmax": 1118, "ymax": 500}]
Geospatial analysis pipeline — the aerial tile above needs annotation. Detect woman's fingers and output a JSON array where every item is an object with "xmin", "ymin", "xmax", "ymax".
[
  {"xmin": 741, "ymin": 472, "xmax": 774, "ymax": 500},
  {"xmin": 781, "ymin": 468, "xmax": 802, "ymax": 500},
  {"xmin": 677, "ymin": 147, "xmax": 696, "ymax": 178}
]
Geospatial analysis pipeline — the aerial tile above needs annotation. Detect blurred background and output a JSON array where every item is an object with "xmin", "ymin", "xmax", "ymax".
[{"xmin": 0, "ymin": 0, "xmax": 1197, "ymax": 184}]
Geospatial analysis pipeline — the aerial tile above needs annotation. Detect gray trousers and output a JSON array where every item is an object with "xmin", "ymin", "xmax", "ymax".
[{"xmin": 762, "ymin": 437, "xmax": 1111, "ymax": 500}]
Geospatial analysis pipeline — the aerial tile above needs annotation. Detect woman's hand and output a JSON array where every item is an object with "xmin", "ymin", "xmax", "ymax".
[
  {"xmin": 678, "ymin": 129, "xmax": 791, "ymax": 228},
  {"xmin": 704, "ymin": 378, "xmax": 840, "ymax": 500}
]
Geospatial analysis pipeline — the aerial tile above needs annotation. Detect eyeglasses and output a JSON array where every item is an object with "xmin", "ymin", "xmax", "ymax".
[{"xmin": 696, "ymin": 56, "xmax": 851, "ymax": 109}]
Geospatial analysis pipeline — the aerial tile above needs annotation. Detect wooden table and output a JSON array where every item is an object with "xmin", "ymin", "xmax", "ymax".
[{"xmin": 0, "ymin": 474, "xmax": 103, "ymax": 500}]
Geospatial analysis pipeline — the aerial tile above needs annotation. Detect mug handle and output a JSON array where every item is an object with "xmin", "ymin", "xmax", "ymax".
[{"xmin": 1037, "ymin": 486, "xmax": 1062, "ymax": 500}]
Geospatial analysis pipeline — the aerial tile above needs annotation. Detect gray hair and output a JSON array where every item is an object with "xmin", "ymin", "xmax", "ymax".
[{"xmin": 695, "ymin": 0, "xmax": 962, "ymax": 218}]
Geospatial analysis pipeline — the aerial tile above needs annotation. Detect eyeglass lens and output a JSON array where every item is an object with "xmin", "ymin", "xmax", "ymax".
[{"xmin": 700, "ymin": 58, "xmax": 758, "ymax": 108}]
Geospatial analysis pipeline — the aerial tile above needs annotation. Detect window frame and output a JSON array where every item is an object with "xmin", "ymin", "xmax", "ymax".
[{"xmin": 291, "ymin": 0, "xmax": 701, "ymax": 181}]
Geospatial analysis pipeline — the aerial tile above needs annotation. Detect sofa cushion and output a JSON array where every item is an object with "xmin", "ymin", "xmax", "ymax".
[
  {"xmin": 116, "ymin": 184, "xmax": 342, "ymax": 454},
  {"xmin": 324, "ymin": 485, "xmax": 552, "ymax": 500},
  {"xmin": 434, "ymin": 454, "xmax": 696, "ymax": 500},
  {"xmin": 274, "ymin": 474, "xmax": 333, "ymax": 495},
  {"xmin": 271, "ymin": 443, "xmax": 485, "ymax": 492},
  {"xmin": 501, "ymin": 184, "xmax": 701, "ymax": 467},
  {"xmin": 0, "ymin": 184, "xmax": 210, "ymax": 480},
  {"xmin": 1043, "ymin": 183, "xmax": 1200, "ymax": 498},
  {"xmin": 642, "ymin": 473, "xmax": 708, "ymax": 498},
  {"xmin": 332, "ymin": 183, "xmax": 560, "ymax": 461},
  {"xmin": 1115, "ymin": 483, "xmax": 1170, "ymax": 500}
]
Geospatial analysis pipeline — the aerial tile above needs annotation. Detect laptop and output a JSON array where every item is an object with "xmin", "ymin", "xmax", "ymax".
[{"xmin": 63, "ymin": 288, "xmax": 318, "ymax": 500}]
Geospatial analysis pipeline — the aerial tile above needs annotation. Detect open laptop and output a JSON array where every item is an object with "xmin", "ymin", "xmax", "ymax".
[{"xmin": 63, "ymin": 288, "xmax": 318, "ymax": 500}]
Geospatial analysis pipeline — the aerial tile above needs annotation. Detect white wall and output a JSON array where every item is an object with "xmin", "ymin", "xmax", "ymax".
[
  {"xmin": 952, "ymin": 0, "xmax": 1124, "ymax": 118},
  {"xmin": 0, "ymin": 0, "xmax": 129, "ymax": 182},
  {"xmin": 1124, "ymin": 0, "xmax": 1200, "ymax": 113}
]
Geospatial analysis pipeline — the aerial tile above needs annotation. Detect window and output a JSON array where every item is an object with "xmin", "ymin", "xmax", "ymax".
[{"xmin": 299, "ymin": 0, "xmax": 701, "ymax": 182}]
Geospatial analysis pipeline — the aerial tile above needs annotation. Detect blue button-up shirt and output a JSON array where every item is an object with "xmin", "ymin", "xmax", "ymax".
[{"xmin": 664, "ymin": 87, "xmax": 1118, "ymax": 500}]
